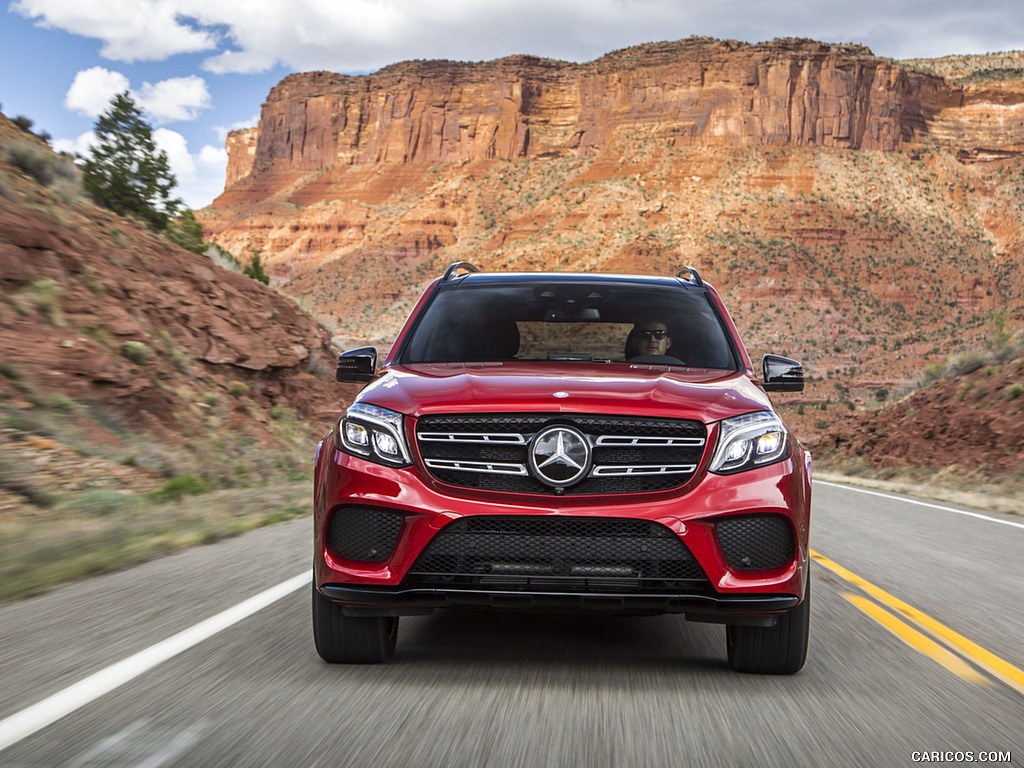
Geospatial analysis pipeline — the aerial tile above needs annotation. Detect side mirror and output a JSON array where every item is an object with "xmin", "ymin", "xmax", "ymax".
[
  {"xmin": 336, "ymin": 347, "xmax": 378, "ymax": 383},
  {"xmin": 762, "ymin": 354, "xmax": 804, "ymax": 392}
]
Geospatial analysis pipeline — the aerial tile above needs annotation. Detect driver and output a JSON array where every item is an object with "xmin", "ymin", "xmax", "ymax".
[{"xmin": 626, "ymin": 321, "xmax": 673, "ymax": 359}]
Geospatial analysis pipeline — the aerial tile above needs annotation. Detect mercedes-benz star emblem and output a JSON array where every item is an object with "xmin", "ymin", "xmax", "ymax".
[{"xmin": 528, "ymin": 425, "xmax": 591, "ymax": 489}]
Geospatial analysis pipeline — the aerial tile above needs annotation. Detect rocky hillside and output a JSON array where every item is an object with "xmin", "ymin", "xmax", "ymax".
[
  {"xmin": 812, "ymin": 338, "xmax": 1024, "ymax": 496},
  {"xmin": 200, "ymin": 38, "xmax": 1024, "ymax": 432},
  {"xmin": 0, "ymin": 114, "xmax": 349, "ymax": 519}
]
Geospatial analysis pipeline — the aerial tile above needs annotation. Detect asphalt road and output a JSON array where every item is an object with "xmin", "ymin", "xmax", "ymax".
[{"xmin": 1, "ymin": 480, "xmax": 1020, "ymax": 767}]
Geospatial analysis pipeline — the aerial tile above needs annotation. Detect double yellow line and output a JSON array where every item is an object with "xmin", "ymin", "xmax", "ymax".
[{"xmin": 810, "ymin": 550, "xmax": 1024, "ymax": 695}]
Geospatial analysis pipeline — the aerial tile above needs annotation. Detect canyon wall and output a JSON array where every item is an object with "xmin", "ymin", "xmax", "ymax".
[{"xmin": 226, "ymin": 38, "xmax": 977, "ymax": 184}]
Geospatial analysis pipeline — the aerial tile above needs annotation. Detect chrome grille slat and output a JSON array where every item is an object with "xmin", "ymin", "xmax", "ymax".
[
  {"xmin": 424, "ymin": 459, "xmax": 528, "ymax": 475},
  {"xmin": 420, "ymin": 432, "xmax": 526, "ymax": 445},
  {"xmin": 594, "ymin": 436, "xmax": 705, "ymax": 447},
  {"xmin": 417, "ymin": 413, "xmax": 707, "ymax": 495},
  {"xmin": 591, "ymin": 464, "xmax": 697, "ymax": 477}
]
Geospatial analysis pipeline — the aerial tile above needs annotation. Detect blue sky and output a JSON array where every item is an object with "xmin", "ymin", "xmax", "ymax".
[{"xmin": 2, "ymin": 1, "xmax": 1021, "ymax": 210}]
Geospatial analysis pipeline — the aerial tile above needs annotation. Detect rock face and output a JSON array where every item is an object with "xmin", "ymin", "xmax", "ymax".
[
  {"xmin": 225, "ymin": 127, "xmax": 259, "ymax": 188},
  {"xmin": 237, "ymin": 39, "xmax": 974, "ymax": 180}
]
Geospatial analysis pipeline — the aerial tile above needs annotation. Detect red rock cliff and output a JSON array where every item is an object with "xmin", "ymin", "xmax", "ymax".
[{"xmin": 235, "ymin": 38, "xmax": 968, "ymax": 181}]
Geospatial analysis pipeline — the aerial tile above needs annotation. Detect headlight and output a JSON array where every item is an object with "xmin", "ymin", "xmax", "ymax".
[
  {"xmin": 709, "ymin": 411, "xmax": 790, "ymax": 474},
  {"xmin": 337, "ymin": 403, "xmax": 411, "ymax": 467}
]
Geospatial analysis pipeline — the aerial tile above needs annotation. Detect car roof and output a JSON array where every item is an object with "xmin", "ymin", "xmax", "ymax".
[{"xmin": 443, "ymin": 272, "xmax": 702, "ymax": 290}]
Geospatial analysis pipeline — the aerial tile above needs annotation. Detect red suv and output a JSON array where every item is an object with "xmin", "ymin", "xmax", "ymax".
[{"xmin": 313, "ymin": 264, "xmax": 811, "ymax": 673}]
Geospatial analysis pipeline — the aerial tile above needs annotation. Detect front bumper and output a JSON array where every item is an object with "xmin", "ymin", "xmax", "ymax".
[
  {"xmin": 321, "ymin": 583, "xmax": 800, "ymax": 624},
  {"xmin": 314, "ymin": 445, "xmax": 812, "ymax": 615}
]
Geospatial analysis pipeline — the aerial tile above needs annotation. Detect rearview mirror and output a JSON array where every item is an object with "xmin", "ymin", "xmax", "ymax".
[
  {"xmin": 336, "ymin": 347, "xmax": 378, "ymax": 383},
  {"xmin": 762, "ymin": 354, "xmax": 804, "ymax": 392}
]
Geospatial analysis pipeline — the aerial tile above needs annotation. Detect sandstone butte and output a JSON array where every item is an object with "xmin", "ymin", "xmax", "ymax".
[
  {"xmin": 200, "ymin": 37, "xmax": 1024, "ymax": 424},
  {"xmin": 222, "ymin": 38, "xmax": 1019, "ymax": 181}
]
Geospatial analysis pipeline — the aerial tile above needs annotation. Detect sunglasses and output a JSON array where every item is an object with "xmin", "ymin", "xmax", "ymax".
[{"xmin": 635, "ymin": 329, "xmax": 668, "ymax": 339}]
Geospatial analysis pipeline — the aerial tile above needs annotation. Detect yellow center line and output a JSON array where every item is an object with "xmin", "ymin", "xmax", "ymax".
[
  {"xmin": 842, "ymin": 593, "xmax": 988, "ymax": 684},
  {"xmin": 811, "ymin": 550, "xmax": 1024, "ymax": 695}
]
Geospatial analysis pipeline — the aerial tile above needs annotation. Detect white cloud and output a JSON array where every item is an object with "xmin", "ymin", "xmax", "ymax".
[
  {"xmin": 13, "ymin": 0, "xmax": 216, "ymax": 61},
  {"xmin": 52, "ymin": 131, "xmax": 97, "ymax": 159},
  {"xmin": 136, "ymin": 76, "xmax": 211, "ymax": 123},
  {"xmin": 151, "ymin": 130, "xmax": 229, "ymax": 209},
  {"xmin": 15, "ymin": 0, "xmax": 1024, "ymax": 76},
  {"xmin": 65, "ymin": 67, "xmax": 130, "ymax": 117},
  {"xmin": 65, "ymin": 68, "xmax": 211, "ymax": 124},
  {"xmin": 154, "ymin": 127, "xmax": 196, "ymax": 183},
  {"xmin": 199, "ymin": 144, "xmax": 228, "ymax": 165},
  {"xmin": 180, "ymin": 149, "xmax": 230, "ymax": 210}
]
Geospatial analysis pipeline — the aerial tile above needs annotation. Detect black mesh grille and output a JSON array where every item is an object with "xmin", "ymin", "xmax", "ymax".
[
  {"xmin": 417, "ymin": 413, "xmax": 706, "ymax": 495},
  {"xmin": 406, "ymin": 515, "xmax": 709, "ymax": 592},
  {"xmin": 326, "ymin": 506, "xmax": 405, "ymax": 562},
  {"xmin": 716, "ymin": 515, "xmax": 795, "ymax": 571}
]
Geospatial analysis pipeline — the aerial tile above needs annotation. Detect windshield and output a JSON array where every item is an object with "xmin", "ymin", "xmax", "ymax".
[{"xmin": 399, "ymin": 281, "xmax": 737, "ymax": 369}]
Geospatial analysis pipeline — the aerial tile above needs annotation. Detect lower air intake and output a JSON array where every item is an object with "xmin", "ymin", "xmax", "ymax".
[
  {"xmin": 715, "ymin": 515, "xmax": 795, "ymax": 571},
  {"xmin": 326, "ymin": 506, "xmax": 404, "ymax": 562},
  {"xmin": 406, "ymin": 515, "xmax": 709, "ymax": 592}
]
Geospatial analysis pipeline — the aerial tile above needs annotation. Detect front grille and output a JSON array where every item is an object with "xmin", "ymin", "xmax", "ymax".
[
  {"xmin": 406, "ymin": 516, "xmax": 710, "ymax": 593},
  {"xmin": 326, "ymin": 506, "xmax": 405, "ymax": 562},
  {"xmin": 716, "ymin": 515, "xmax": 795, "ymax": 571},
  {"xmin": 417, "ymin": 413, "xmax": 706, "ymax": 495}
]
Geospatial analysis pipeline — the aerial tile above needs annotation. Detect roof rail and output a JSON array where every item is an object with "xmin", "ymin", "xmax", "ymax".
[
  {"xmin": 675, "ymin": 266, "xmax": 704, "ymax": 287},
  {"xmin": 443, "ymin": 262, "xmax": 481, "ymax": 282}
]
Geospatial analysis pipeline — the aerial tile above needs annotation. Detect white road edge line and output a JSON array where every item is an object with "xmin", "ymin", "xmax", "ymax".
[
  {"xmin": 814, "ymin": 480, "xmax": 1024, "ymax": 530},
  {"xmin": 0, "ymin": 571, "xmax": 311, "ymax": 754}
]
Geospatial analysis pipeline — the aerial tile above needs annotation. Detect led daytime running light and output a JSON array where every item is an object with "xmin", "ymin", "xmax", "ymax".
[
  {"xmin": 709, "ymin": 411, "xmax": 789, "ymax": 474},
  {"xmin": 338, "ymin": 403, "xmax": 411, "ymax": 467}
]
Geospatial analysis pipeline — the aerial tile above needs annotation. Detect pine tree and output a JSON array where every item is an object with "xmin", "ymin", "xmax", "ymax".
[{"xmin": 82, "ymin": 92, "xmax": 181, "ymax": 231}]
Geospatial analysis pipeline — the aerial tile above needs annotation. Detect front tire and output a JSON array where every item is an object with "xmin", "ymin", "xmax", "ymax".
[
  {"xmin": 312, "ymin": 584, "xmax": 398, "ymax": 663},
  {"xmin": 726, "ymin": 576, "xmax": 810, "ymax": 674}
]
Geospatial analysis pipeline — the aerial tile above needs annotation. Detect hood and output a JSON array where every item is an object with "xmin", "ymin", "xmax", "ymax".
[{"xmin": 355, "ymin": 362, "xmax": 774, "ymax": 425}]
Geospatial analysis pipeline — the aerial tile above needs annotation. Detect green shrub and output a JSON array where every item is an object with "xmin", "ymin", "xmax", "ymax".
[
  {"xmin": 243, "ymin": 252, "xmax": 270, "ymax": 284},
  {"xmin": 121, "ymin": 340, "xmax": 149, "ymax": 364},
  {"xmin": 269, "ymin": 404, "xmax": 296, "ymax": 421},
  {"xmin": 6, "ymin": 142, "xmax": 56, "ymax": 186},
  {"xmin": 27, "ymin": 279, "xmax": 63, "ymax": 324},
  {"xmin": 149, "ymin": 475, "xmax": 210, "ymax": 502},
  {"xmin": 51, "ymin": 394, "xmax": 75, "ymax": 412},
  {"xmin": 166, "ymin": 209, "xmax": 207, "ymax": 254},
  {"xmin": 7, "ymin": 143, "xmax": 51, "ymax": 183},
  {"xmin": 921, "ymin": 363, "xmax": 943, "ymax": 386},
  {"xmin": 167, "ymin": 346, "xmax": 190, "ymax": 372},
  {"xmin": 12, "ymin": 115, "xmax": 35, "ymax": 133},
  {"xmin": 946, "ymin": 352, "xmax": 986, "ymax": 378},
  {"xmin": 55, "ymin": 489, "xmax": 143, "ymax": 518}
]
